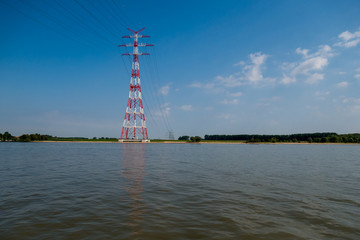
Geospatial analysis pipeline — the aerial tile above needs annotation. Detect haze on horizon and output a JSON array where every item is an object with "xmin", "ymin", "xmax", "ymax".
[{"xmin": 1, "ymin": 0, "xmax": 360, "ymax": 139}]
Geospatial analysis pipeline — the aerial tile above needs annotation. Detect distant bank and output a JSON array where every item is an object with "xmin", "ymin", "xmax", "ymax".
[
  {"xmin": 12, "ymin": 140, "xmax": 360, "ymax": 145},
  {"xmin": 1, "ymin": 131, "xmax": 360, "ymax": 144}
]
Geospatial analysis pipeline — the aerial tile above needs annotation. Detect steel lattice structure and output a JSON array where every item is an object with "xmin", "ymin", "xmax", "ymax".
[{"xmin": 119, "ymin": 28, "xmax": 153, "ymax": 141}]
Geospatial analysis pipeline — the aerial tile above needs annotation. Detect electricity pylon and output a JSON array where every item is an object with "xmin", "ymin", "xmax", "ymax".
[{"xmin": 118, "ymin": 28, "xmax": 153, "ymax": 142}]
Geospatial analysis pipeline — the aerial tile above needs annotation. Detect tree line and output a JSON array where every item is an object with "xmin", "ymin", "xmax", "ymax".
[
  {"xmin": 204, "ymin": 133, "xmax": 360, "ymax": 143},
  {"xmin": 178, "ymin": 135, "xmax": 202, "ymax": 142},
  {"xmin": 0, "ymin": 132, "xmax": 57, "ymax": 142},
  {"xmin": 0, "ymin": 131, "xmax": 118, "ymax": 142},
  {"xmin": 2, "ymin": 131, "xmax": 360, "ymax": 143}
]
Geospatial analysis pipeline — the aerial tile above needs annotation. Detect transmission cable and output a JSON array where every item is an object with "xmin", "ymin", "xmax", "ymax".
[
  {"xmin": 0, "ymin": 0, "xmax": 97, "ymax": 48},
  {"xmin": 73, "ymin": 0, "xmax": 121, "ymax": 44},
  {"xmin": 50, "ymin": 0, "xmax": 116, "ymax": 46}
]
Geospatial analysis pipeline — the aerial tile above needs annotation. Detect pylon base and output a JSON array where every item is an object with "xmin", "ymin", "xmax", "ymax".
[{"xmin": 118, "ymin": 139, "xmax": 150, "ymax": 143}]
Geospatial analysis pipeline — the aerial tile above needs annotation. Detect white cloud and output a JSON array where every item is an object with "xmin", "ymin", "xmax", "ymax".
[
  {"xmin": 220, "ymin": 99, "xmax": 238, "ymax": 105},
  {"xmin": 336, "ymin": 81, "xmax": 349, "ymax": 88},
  {"xmin": 216, "ymin": 52, "xmax": 273, "ymax": 87},
  {"xmin": 335, "ymin": 29, "xmax": 360, "ymax": 48},
  {"xmin": 180, "ymin": 105, "xmax": 193, "ymax": 111},
  {"xmin": 333, "ymin": 96, "xmax": 360, "ymax": 116},
  {"xmin": 153, "ymin": 103, "xmax": 171, "ymax": 117},
  {"xmin": 305, "ymin": 73, "xmax": 324, "ymax": 84},
  {"xmin": 244, "ymin": 52, "xmax": 269, "ymax": 84},
  {"xmin": 217, "ymin": 113, "xmax": 231, "ymax": 119},
  {"xmin": 334, "ymin": 97, "xmax": 360, "ymax": 104},
  {"xmin": 281, "ymin": 45, "xmax": 332, "ymax": 84},
  {"xmin": 315, "ymin": 91, "xmax": 330, "ymax": 100},
  {"xmin": 190, "ymin": 27, "xmax": 359, "ymax": 93},
  {"xmin": 216, "ymin": 74, "xmax": 243, "ymax": 87},
  {"xmin": 293, "ymin": 56, "xmax": 328, "ymax": 75},
  {"xmin": 163, "ymin": 107, "xmax": 171, "ymax": 116},
  {"xmin": 280, "ymin": 74, "xmax": 296, "ymax": 84},
  {"xmin": 229, "ymin": 91, "xmax": 243, "ymax": 97},
  {"xmin": 189, "ymin": 82, "xmax": 215, "ymax": 89},
  {"xmin": 339, "ymin": 31, "xmax": 356, "ymax": 41},
  {"xmin": 295, "ymin": 48, "xmax": 309, "ymax": 57},
  {"xmin": 355, "ymin": 68, "xmax": 360, "ymax": 80},
  {"xmin": 315, "ymin": 91, "xmax": 330, "ymax": 96},
  {"xmin": 234, "ymin": 61, "xmax": 245, "ymax": 66},
  {"xmin": 256, "ymin": 96, "xmax": 281, "ymax": 107},
  {"xmin": 264, "ymin": 96, "xmax": 281, "ymax": 102},
  {"xmin": 158, "ymin": 85, "xmax": 170, "ymax": 95}
]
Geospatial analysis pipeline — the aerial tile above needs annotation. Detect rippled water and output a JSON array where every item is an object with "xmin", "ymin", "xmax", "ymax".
[{"xmin": 0, "ymin": 142, "xmax": 359, "ymax": 239}]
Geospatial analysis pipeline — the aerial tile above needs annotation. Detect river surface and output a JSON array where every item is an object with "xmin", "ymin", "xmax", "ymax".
[{"xmin": 0, "ymin": 142, "xmax": 359, "ymax": 239}]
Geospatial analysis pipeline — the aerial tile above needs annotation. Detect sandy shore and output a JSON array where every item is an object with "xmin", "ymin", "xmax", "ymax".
[{"xmin": 33, "ymin": 140, "xmax": 359, "ymax": 145}]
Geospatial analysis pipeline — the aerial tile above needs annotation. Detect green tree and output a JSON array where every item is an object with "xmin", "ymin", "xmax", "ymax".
[
  {"xmin": 190, "ymin": 136, "xmax": 202, "ymax": 142},
  {"xmin": 329, "ymin": 135, "xmax": 339, "ymax": 143},
  {"xmin": 41, "ymin": 135, "xmax": 51, "ymax": 140},
  {"xmin": 30, "ymin": 133, "xmax": 41, "ymax": 141},
  {"xmin": 0, "ymin": 133, "xmax": 3, "ymax": 141},
  {"xmin": 19, "ymin": 134, "xmax": 31, "ymax": 142},
  {"xmin": 178, "ymin": 135, "xmax": 189, "ymax": 141},
  {"xmin": 3, "ymin": 132, "xmax": 12, "ymax": 141}
]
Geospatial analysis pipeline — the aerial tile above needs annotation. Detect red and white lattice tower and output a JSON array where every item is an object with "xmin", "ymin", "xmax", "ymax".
[{"xmin": 118, "ymin": 28, "xmax": 153, "ymax": 142}]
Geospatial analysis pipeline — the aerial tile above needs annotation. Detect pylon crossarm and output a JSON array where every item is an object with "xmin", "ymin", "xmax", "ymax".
[
  {"xmin": 122, "ymin": 53, "xmax": 150, "ymax": 55},
  {"xmin": 127, "ymin": 27, "xmax": 145, "ymax": 34},
  {"xmin": 119, "ymin": 43, "xmax": 153, "ymax": 47},
  {"xmin": 118, "ymin": 44, "xmax": 132, "ymax": 47},
  {"xmin": 139, "ymin": 43, "xmax": 154, "ymax": 47},
  {"xmin": 122, "ymin": 35, "xmax": 149, "ymax": 38}
]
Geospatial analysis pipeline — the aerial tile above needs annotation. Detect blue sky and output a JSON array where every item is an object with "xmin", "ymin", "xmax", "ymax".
[{"xmin": 1, "ymin": 0, "xmax": 360, "ymax": 138}]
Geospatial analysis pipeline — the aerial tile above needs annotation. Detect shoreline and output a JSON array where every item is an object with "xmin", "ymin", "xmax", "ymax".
[{"xmin": 24, "ymin": 141, "xmax": 360, "ymax": 145}]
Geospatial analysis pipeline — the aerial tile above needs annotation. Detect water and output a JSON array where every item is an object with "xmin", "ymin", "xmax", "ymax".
[{"xmin": 0, "ymin": 142, "xmax": 359, "ymax": 239}]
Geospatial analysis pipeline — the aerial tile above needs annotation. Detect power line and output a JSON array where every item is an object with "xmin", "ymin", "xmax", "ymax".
[
  {"xmin": 102, "ymin": 0, "xmax": 129, "ymax": 29},
  {"xmin": 0, "ymin": 0, "xmax": 93, "ymax": 48},
  {"xmin": 142, "ymin": 56, "xmax": 172, "ymax": 132},
  {"xmin": 73, "ymin": 0, "xmax": 121, "ymax": 43},
  {"xmin": 110, "ymin": 0, "xmax": 133, "ymax": 28},
  {"xmin": 149, "ymin": 48, "xmax": 173, "ymax": 130},
  {"xmin": 86, "ymin": 0, "xmax": 124, "ymax": 38},
  {"xmin": 50, "ymin": 0, "xmax": 116, "ymax": 45},
  {"xmin": 24, "ymin": 0, "xmax": 105, "ymax": 47},
  {"xmin": 94, "ymin": 0, "xmax": 128, "ymax": 32},
  {"xmin": 142, "ymin": 46, "xmax": 172, "ymax": 131}
]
